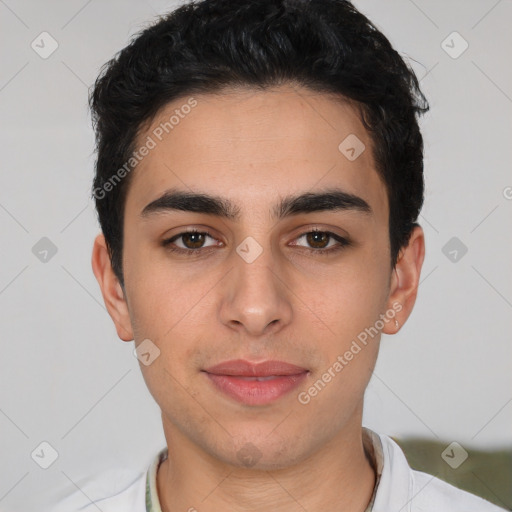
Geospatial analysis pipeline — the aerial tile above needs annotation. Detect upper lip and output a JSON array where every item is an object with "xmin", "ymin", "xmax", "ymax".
[{"xmin": 203, "ymin": 359, "xmax": 308, "ymax": 377}]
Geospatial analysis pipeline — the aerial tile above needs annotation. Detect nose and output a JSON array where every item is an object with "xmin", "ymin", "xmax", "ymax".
[{"xmin": 218, "ymin": 243, "xmax": 293, "ymax": 337}]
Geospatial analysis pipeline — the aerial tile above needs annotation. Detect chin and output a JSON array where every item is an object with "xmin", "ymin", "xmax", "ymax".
[{"xmin": 215, "ymin": 435, "xmax": 307, "ymax": 472}]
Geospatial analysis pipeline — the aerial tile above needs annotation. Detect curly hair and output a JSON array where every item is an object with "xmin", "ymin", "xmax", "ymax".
[{"xmin": 90, "ymin": 0, "xmax": 429, "ymax": 286}]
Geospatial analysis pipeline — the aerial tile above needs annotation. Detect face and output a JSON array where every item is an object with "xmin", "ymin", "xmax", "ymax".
[{"xmin": 96, "ymin": 84, "xmax": 420, "ymax": 470}]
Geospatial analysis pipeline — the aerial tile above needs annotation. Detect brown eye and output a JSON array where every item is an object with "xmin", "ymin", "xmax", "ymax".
[
  {"xmin": 305, "ymin": 231, "xmax": 330, "ymax": 249},
  {"xmin": 293, "ymin": 229, "xmax": 351, "ymax": 256},
  {"xmin": 180, "ymin": 232, "xmax": 208, "ymax": 249},
  {"xmin": 162, "ymin": 229, "xmax": 218, "ymax": 255}
]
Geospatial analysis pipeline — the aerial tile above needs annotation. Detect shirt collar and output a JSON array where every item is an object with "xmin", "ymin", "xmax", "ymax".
[
  {"xmin": 145, "ymin": 446, "xmax": 166, "ymax": 512},
  {"xmin": 146, "ymin": 428, "xmax": 384, "ymax": 512},
  {"xmin": 363, "ymin": 426, "xmax": 385, "ymax": 511}
]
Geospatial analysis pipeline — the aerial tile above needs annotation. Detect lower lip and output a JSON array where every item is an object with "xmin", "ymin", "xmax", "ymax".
[{"xmin": 204, "ymin": 372, "xmax": 308, "ymax": 406}]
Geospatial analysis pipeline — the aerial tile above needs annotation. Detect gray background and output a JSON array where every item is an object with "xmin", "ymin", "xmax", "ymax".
[{"xmin": 0, "ymin": 0, "xmax": 511, "ymax": 510}]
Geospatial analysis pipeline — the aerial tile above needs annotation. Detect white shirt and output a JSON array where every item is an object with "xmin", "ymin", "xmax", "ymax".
[{"xmin": 53, "ymin": 428, "xmax": 506, "ymax": 511}]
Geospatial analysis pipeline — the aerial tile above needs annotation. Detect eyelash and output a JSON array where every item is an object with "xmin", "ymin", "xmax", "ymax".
[{"xmin": 161, "ymin": 228, "xmax": 351, "ymax": 257}]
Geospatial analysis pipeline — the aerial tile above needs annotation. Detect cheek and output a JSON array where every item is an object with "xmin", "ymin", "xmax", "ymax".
[
  {"xmin": 133, "ymin": 314, "xmax": 202, "ymax": 408},
  {"xmin": 316, "ymin": 262, "xmax": 390, "ymax": 343},
  {"xmin": 123, "ymin": 250, "xmax": 193, "ymax": 338},
  {"xmin": 125, "ymin": 264, "xmax": 210, "ymax": 373}
]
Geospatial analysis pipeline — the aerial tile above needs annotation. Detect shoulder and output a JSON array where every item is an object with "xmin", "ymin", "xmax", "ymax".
[
  {"xmin": 51, "ymin": 468, "xmax": 147, "ymax": 512},
  {"xmin": 371, "ymin": 430, "xmax": 507, "ymax": 511},
  {"xmin": 409, "ymin": 467, "xmax": 506, "ymax": 511}
]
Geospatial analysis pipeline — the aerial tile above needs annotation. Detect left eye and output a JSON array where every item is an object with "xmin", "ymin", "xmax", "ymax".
[{"xmin": 293, "ymin": 230, "xmax": 348, "ymax": 252}]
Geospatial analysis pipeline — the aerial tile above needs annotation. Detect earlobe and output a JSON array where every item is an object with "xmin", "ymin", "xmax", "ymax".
[
  {"xmin": 91, "ymin": 233, "xmax": 134, "ymax": 342},
  {"xmin": 382, "ymin": 225, "xmax": 425, "ymax": 335}
]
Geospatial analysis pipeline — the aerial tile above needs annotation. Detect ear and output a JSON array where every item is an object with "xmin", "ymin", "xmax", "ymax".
[
  {"xmin": 91, "ymin": 233, "xmax": 134, "ymax": 342},
  {"xmin": 382, "ymin": 225, "xmax": 425, "ymax": 335}
]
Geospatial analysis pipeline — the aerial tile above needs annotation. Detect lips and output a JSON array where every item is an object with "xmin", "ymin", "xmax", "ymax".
[
  {"xmin": 204, "ymin": 359, "xmax": 308, "ymax": 376},
  {"xmin": 202, "ymin": 359, "xmax": 309, "ymax": 405}
]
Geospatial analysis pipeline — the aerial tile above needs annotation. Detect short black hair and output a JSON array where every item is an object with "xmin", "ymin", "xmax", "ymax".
[{"xmin": 90, "ymin": 0, "xmax": 429, "ymax": 286}]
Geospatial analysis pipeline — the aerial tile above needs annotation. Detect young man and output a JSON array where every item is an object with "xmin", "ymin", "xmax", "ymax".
[{"xmin": 60, "ymin": 0, "xmax": 505, "ymax": 510}]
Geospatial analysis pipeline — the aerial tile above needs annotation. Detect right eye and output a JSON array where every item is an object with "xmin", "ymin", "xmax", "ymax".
[{"xmin": 162, "ymin": 229, "xmax": 220, "ymax": 255}]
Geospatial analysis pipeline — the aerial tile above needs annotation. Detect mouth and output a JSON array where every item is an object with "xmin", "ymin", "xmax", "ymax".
[{"xmin": 202, "ymin": 359, "xmax": 309, "ymax": 406}]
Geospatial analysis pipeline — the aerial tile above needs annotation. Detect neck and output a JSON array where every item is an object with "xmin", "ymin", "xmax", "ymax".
[{"xmin": 156, "ymin": 419, "xmax": 376, "ymax": 512}]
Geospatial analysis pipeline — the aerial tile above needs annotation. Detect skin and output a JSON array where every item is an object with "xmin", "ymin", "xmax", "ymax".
[{"xmin": 92, "ymin": 84, "xmax": 425, "ymax": 512}]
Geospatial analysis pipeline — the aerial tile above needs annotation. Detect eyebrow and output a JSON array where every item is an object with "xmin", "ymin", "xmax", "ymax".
[{"xmin": 140, "ymin": 187, "xmax": 373, "ymax": 221}]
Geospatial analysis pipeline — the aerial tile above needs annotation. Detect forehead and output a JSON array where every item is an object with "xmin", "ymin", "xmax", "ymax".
[{"xmin": 125, "ymin": 85, "xmax": 388, "ymax": 224}]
